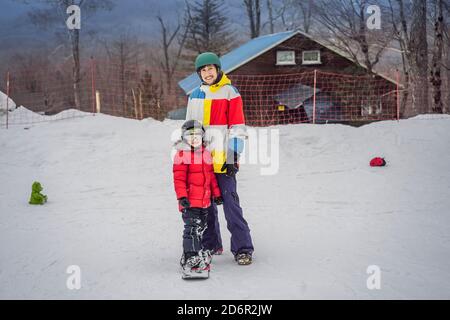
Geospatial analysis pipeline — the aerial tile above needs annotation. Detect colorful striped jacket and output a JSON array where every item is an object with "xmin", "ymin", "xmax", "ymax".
[{"xmin": 186, "ymin": 73, "xmax": 247, "ymax": 173}]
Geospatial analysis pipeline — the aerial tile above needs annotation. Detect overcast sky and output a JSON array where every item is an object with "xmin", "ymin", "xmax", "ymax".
[{"xmin": 0, "ymin": 0, "xmax": 251, "ymax": 59}]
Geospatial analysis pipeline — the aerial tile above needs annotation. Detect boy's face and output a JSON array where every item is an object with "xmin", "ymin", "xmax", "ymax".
[
  {"xmin": 183, "ymin": 128, "xmax": 204, "ymax": 149},
  {"xmin": 200, "ymin": 64, "xmax": 218, "ymax": 85}
]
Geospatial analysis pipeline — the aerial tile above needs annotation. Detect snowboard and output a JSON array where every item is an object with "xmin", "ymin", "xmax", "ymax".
[{"xmin": 182, "ymin": 266, "xmax": 210, "ymax": 280}]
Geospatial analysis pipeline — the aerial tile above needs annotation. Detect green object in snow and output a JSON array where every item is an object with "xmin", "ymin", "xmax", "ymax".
[{"xmin": 29, "ymin": 181, "xmax": 48, "ymax": 205}]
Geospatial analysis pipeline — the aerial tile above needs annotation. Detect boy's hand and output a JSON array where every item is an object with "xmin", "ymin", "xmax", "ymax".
[
  {"xmin": 214, "ymin": 196, "xmax": 224, "ymax": 206},
  {"xmin": 179, "ymin": 197, "xmax": 191, "ymax": 209}
]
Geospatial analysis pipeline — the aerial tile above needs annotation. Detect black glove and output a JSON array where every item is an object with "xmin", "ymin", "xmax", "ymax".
[
  {"xmin": 214, "ymin": 196, "xmax": 224, "ymax": 206},
  {"xmin": 221, "ymin": 150, "xmax": 240, "ymax": 177},
  {"xmin": 179, "ymin": 197, "xmax": 190, "ymax": 209},
  {"xmin": 221, "ymin": 162, "xmax": 239, "ymax": 177}
]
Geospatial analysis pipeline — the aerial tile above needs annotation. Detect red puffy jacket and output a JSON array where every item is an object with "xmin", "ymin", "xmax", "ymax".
[{"xmin": 173, "ymin": 145, "xmax": 221, "ymax": 212}]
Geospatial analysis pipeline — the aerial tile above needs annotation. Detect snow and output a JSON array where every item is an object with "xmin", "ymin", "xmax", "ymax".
[
  {"xmin": 0, "ymin": 91, "xmax": 16, "ymax": 114},
  {"xmin": 0, "ymin": 101, "xmax": 93, "ymax": 127},
  {"xmin": 1, "ymin": 111, "xmax": 450, "ymax": 299}
]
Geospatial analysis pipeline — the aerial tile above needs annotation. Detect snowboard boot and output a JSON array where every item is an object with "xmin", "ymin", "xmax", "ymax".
[
  {"xmin": 201, "ymin": 250, "xmax": 213, "ymax": 266},
  {"xmin": 235, "ymin": 253, "xmax": 252, "ymax": 266},
  {"xmin": 182, "ymin": 254, "xmax": 210, "ymax": 279}
]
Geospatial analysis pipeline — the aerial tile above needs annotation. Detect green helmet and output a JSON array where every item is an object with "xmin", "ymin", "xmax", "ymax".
[{"xmin": 195, "ymin": 52, "xmax": 221, "ymax": 71}]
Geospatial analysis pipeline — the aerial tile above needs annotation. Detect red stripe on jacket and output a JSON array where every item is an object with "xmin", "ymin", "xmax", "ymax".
[
  {"xmin": 228, "ymin": 96, "xmax": 245, "ymax": 127},
  {"xmin": 209, "ymin": 99, "xmax": 228, "ymax": 126},
  {"xmin": 208, "ymin": 96, "xmax": 245, "ymax": 127}
]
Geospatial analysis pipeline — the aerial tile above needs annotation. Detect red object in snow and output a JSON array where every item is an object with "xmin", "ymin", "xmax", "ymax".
[{"xmin": 370, "ymin": 157, "xmax": 387, "ymax": 167}]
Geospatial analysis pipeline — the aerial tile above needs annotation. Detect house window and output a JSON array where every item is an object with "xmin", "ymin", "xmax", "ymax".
[
  {"xmin": 302, "ymin": 50, "xmax": 321, "ymax": 65},
  {"xmin": 276, "ymin": 51, "xmax": 296, "ymax": 66}
]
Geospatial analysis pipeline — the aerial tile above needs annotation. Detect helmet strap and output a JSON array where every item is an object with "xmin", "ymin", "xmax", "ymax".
[{"xmin": 212, "ymin": 69, "xmax": 223, "ymax": 85}]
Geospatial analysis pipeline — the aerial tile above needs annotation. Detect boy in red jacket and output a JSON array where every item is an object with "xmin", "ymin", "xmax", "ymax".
[{"xmin": 173, "ymin": 120, "xmax": 223, "ymax": 278}]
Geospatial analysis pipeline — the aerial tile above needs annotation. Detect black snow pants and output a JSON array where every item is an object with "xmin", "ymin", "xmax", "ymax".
[{"xmin": 182, "ymin": 207, "xmax": 208, "ymax": 259}]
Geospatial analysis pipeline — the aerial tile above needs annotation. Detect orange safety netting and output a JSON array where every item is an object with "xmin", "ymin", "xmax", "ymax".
[
  {"xmin": 230, "ymin": 71, "xmax": 400, "ymax": 127},
  {"xmin": 1, "ymin": 61, "xmax": 402, "ymax": 128},
  {"xmin": 0, "ymin": 59, "xmax": 188, "ymax": 127}
]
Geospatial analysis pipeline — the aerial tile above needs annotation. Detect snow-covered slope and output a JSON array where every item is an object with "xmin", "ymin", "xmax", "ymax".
[
  {"xmin": 0, "ymin": 91, "xmax": 16, "ymax": 113},
  {"xmin": 0, "ymin": 112, "xmax": 449, "ymax": 299}
]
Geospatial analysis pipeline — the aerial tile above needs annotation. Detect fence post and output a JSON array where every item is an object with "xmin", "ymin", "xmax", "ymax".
[
  {"xmin": 91, "ymin": 57, "xmax": 96, "ymax": 115},
  {"xmin": 6, "ymin": 71, "xmax": 10, "ymax": 129},
  {"xmin": 313, "ymin": 70, "xmax": 317, "ymax": 124},
  {"xmin": 396, "ymin": 70, "xmax": 400, "ymax": 122},
  {"xmin": 96, "ymin": 90, "xmax": 101, "ymax": 113}
]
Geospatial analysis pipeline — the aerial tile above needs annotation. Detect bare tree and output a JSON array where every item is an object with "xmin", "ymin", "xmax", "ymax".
[
  {"xmin": 107, "ymin": 32, "xmax": 142, "ymax": 115},
  {"xmin": 157, "ymin": 13, "xmax": 190, "ymax": 95},
  {"xmin": 387, "ymin": 0, "xmax": 411, "ymax": 117},
  {"xmin": 261, "ymin": 0, "xmax": 286, "ymax": 33},
  {"xmin": 445, "ymin": 8, "xmax": 450, "ymax": 113},
  {"xmin": 266, "ymin": 0, "xmax": 274, "ymax": 34},
  {"xmin": 430, "ymin": 0, "xmax": 446, "ymax": 113},
  {"xmin": 388, "ymin": 0, "xmax": 430, "ymax": 115},
  {"xmin": 263, "ymin": 0, "xmax": 304, "ymax": 34},
  {"xmin": 10, "ymin": 52, "xmax": 51, "ymax": 94},
  {"xmin": 313, "ymin": 0, "xmax": 394, "ymax": 74},
  {"xmin": 133, "ymin": 70, "xmax": 163, "ymax": 121},
  {"xmin": 20, "ymin": 0, "xmax": 114, "ymax": 110},
  {"xmin": 243, "ymin": 0, "xmax": 262, "ymax": 38},
  {"xmin": 266, "ymin": 0, "xmax": 314, "ymax": 33},
  {"xmin": 410, "ymin": 0, "xmax": 430, "ymax": 114},
  {"xmin": 297, "ymin": 0, "xmax": 314, "ymax": 33}
]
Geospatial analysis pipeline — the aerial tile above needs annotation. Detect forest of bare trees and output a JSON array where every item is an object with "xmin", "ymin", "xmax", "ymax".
[{"xmin": 3, "ymin": 0, "xmax": 449, "ymax": 120}]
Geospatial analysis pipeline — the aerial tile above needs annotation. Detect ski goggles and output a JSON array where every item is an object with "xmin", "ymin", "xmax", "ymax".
[{"xmin": 182, "ymin": 128, "xmax": 204, "ymax": 139}]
